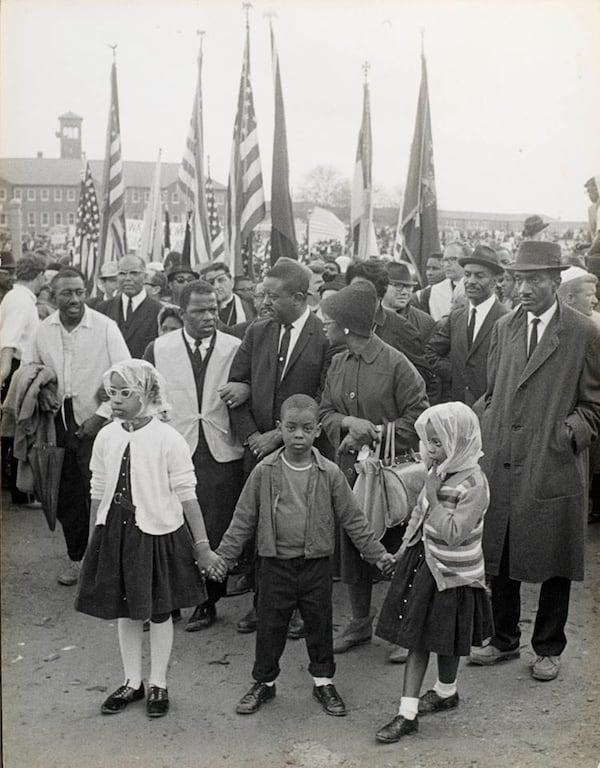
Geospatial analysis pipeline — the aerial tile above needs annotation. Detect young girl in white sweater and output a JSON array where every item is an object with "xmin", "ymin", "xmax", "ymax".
[{"xmin": 76, "ymin": 360, "xmax": 223, "ymax": 718}]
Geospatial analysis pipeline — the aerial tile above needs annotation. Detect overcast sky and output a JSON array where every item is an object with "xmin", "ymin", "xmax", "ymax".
[{"xmin": 1, "ymin": 0, "xmax": 599, "ymax": 221}]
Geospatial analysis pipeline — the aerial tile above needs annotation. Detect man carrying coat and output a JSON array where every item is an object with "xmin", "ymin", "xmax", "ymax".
[{"xmin": 469, "ymin": 241, "xmax": 600, "ymax": 681}]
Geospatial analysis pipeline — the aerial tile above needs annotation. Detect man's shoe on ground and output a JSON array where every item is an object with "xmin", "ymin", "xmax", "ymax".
[
  {"xmin": 333, "ymin": 616, "xmax": 373, "ymax": 654},
  {"xmin": 418, "ymin": 689, "xmax": 459, "ymax": 715},
  {"xmin": 287, "ymin": 610, "xmax": 305, "ymax": 640},
  {"xmin": 57, "ymin": 560, "xmax": 81, "ymax": 586},
  {"xmin": 101, "ymin": 682, "xmax": 145, "ymax": 714},
  {"xmin": 227, "ymin": 573, "xmax": 253, "ymax": 596},
  {"xmin": 312, "ymin": 684, "xmax": 347, "ymax": 717},
  {"xmin": 468, "ymin": 642, "xmax": 519, "ymax": 666},
  {"xmin": 237, "ymin": 607, "xmax": 257, "ymax": 634},
  {"xmin": 531, "ymin": 655, "xmax": 560, "ymax": 681},
  {"xmin": 236, "ymin": 682, "xmax": 276, "ymax": 714},
  {"xmin": 375, "ymin": 715, "xmax": 419, "ymax": 743},
  {"xmin": 185, "ymin": 603, "xmax": 216, "ymax": 632},
  {"xmin": 388, "ymin": 645, "xmax": 409, "ymax": 664},
  {"xmin": 146, "ymin": 686, "xmax": 169, "ymax": 717}
]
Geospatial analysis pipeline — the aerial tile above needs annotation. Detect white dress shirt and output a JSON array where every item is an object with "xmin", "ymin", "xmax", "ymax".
[
  {"xmin": 278, "ymin": 306, "xmax": 311, "ymax": 377},
  {"xmin": 526, "ymin": 300, "xmax": 558, "ymax": 348},
  {"xmin": 120, "ymin": 288, "xmax": 147, "ymax": 317},
  {"xmin": 468, "ymin": 293, "xmax": 497, "ymax": 342},
  {"xmin": 183, "ymin": 328, "xmax": 212, "ymax": 359},
  {"xmin": 0, "ymin": 283, "xmax": 39, "ymax": 359}
]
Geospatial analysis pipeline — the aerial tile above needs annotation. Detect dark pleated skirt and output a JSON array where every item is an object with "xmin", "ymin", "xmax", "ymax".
[
  {"xmin": 375, "ymin": 541, "xmax": 493, "ymax": 657},
  {"xmin": 75, "ymin": 500, "xmax": 207, "ymax": 621}
]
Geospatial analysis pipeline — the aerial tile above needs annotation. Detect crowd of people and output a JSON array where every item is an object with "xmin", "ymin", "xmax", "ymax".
[{"xmin": 1, "ymin": 204, "xmax": 600, "ymax": 744}]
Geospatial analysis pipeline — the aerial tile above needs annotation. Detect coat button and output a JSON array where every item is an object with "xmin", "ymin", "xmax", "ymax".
[
  {"xmin": 511, "ymin": 425, "xmax": 521, "ymax": 431},
  {"xmin": 503, "ymin": 462, "xmax": 511, "ymax": 468},
  {"xmin": 348, "ymin": 392, "xmax": 356, "ymax": 400}
]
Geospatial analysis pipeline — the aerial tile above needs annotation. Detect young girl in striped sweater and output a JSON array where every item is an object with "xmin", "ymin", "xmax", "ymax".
[{"xmin": 375, "ymin": 402, "xmax": 493, "ymax": 743}]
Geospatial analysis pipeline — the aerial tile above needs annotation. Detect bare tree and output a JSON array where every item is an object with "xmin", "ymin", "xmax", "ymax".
[{"xmin": 297, "ymin": 165, "xmax": 351, "ymax": 207}]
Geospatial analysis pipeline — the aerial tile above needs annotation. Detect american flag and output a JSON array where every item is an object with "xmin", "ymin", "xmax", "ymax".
[
  {"xmin": 225, "ymin": 23, "xmax": 266, "ymax": 276},
  {"xmin": 99, "ymin": 60, "xmax": 127, "ymax": 266},
  {"xmin": 206, "ymin": 172, "xmax": 225, "ymax": 261},
  {"xmin": 178, "ymin": 43, "xmax": 211, "ymax": 267},
  {"xmin": 75, "ymin": 162, "xmax": 100, "ymax": 292}
]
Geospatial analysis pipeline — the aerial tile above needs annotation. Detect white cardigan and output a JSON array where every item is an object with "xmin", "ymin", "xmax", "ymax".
[{"xmin": 90, "ymin": 419, "xmax": 197, "ymax": 535}]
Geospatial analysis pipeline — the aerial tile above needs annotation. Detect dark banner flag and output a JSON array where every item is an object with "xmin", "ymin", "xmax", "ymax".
[
  {"xmin": 269, "ymin": 20, "xmax": 297, "ymax": 264},
  {"xmin": 400, "ymin": 51, "xmax": 440, "ymax": 281},
  {"xmin": 350, "ymin": 70, "xmax": 374, "ymax": 260}
]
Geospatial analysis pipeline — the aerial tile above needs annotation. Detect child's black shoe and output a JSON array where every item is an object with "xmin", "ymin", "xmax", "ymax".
[
  {"xmin": 101, "ymin": 682, "xmax": 145, "ymax": 714},
  {"xmin": 146, "ymin": 686, "xmax": 169, "ymax": 718},
  {"xmin": 418, "ymin": 689, "xmax": 459, "ymax": 714},
  {"xmin": 376, "ymin": 715, "xmax": 419, "ymax": 743}
]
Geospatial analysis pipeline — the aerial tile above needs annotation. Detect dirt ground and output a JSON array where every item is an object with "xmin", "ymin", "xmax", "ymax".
[{"xmin": 2, "ymin": 496, "xmax": 599, "ymax": 768}]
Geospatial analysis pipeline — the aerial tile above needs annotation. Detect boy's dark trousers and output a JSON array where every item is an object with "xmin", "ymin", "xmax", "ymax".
[{"xmin": 252, "ymin": 556, "xmax": 335, "ymax": 683}]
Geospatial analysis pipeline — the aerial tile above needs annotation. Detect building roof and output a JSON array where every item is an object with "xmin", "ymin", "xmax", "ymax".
[
  {"xmin": 58, "ymin": 111, "xmax": 83, "ymax": 121},
  {"xmin": 0, "ymin": 157, "xmax": 225, "ymax": 191}
]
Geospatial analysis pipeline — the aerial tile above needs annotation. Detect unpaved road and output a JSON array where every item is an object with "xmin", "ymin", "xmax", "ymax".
[{"xmin": 2, "ymin": 497, "xmax": 599, "ymax": 768}]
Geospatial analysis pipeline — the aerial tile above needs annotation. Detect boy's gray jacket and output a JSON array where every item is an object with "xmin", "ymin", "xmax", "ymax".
[{"xmin": 216, "ymin": 447, "xmax": 387, "ymax": 566}]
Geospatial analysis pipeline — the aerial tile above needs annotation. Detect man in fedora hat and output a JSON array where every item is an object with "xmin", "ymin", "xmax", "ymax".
[
  {"xmin": 522, "ymin": 215, "xmax": 549, "ymax": 240},
  {"xmin": 425, "ymin": 245, "xmax": 509, "ymax": 407},
  {"xmin": 382, "ymin": 261, "xmax": 435, "ymax": 343},
  {"xmin": 469, "ymin": 241, "xmax": 600, "ymax": 681}
]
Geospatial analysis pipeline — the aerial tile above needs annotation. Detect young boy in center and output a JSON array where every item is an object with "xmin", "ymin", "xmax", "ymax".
[{"xmin": 214, "ymin": 394, "xmax": 395, "ymax": 717}]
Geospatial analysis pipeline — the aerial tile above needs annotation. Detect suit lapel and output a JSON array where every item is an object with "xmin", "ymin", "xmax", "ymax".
[
  {"xmin": 467, "ymin": 301, "xmax": 500, "ymax": 359},
  {"xmin": 453, "ymin": 306, "xmax": 470, "ymax": 362},
  {"xmin": 282, "ymin": 315, "xmax": 314, "ymax": 382},
  {"xmin": 517, "ymin": 308, "xmax": 561, "ymax": 386}
]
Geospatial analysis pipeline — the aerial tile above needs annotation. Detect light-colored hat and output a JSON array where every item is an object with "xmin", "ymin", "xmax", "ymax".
[
  {"xmin": 561, "ymin": 266, "xmax": 593, "ymax": 284},
  {"xmin": 99, "ymin": 262, "xmax": 119, "ymax": 278}
]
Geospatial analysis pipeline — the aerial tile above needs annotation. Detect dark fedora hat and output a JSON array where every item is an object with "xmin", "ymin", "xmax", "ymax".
[
  {"xmin": 522, "ymin": 215, "xmax": 549, "ymax": 238},
  {"xmin": 506, "ymin": 241, "xmax": 567, "ymax": 272},
  {"xmin": 385, "ymin": 261, "xmax": 418, "ymax": 285},
  {"xmin": 458, "ymin": 244, "xmax": 504, "ymax": 275}
]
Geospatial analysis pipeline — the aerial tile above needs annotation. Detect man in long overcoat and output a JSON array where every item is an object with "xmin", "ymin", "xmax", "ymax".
[{"xmin": 469, "ymin": 241, "xmax": 600, "ymax": 681}]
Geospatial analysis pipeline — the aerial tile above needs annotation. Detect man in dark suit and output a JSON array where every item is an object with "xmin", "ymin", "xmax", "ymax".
[
  {"xmin": 219, "ymin": 258, "xmax": 330, "ymax": 635},
  {"xmin": 97, "ymin": 254, "xmax": 162, "ymax": 358},
  {"xmin": 425, "ymin": 245, "xmax": 508, "ymax": 407}
]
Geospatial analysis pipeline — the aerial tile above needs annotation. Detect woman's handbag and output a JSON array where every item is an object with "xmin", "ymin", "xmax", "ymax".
[{"xmin": 353, "ymin": 422, "xmax": 426, "ymax": 540}]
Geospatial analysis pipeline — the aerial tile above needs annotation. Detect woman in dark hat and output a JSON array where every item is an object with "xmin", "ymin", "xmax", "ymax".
[{"xmin": 319, "ymin": 281, "xmax": 429, "ymax": 656}]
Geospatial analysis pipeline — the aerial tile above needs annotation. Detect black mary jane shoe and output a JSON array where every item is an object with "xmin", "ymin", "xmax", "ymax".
[
  {"xmin": 101, "ymin": 682, "xmax": 145, "ymax": 715},
  {"xmin": 146, "ymin": 685, "xmax": 170, "ymax": 718}
]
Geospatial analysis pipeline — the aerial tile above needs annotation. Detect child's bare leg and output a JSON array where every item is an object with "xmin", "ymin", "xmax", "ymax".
[
  {"xmin": 437, "ymin": 654, "xmax": 460, "ymax": 684},
  {"xmin": 399, "ymin": 649, "xmax": 429, "ymax": 719},
  {"xmin": 117, "ymin": 618, "xmax": 143, "ymax": 688}
]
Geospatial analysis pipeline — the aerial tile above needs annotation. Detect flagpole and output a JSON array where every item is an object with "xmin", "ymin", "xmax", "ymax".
[{"xmin": 415, "ymin": 30, "xmax": 427, "ymax": 230}]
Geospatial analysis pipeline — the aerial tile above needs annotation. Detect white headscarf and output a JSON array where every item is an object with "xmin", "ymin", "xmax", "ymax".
[
  {"xmin": 102, "ymin": 359, "xmax": 170, "ymax": 419},
  {"xmin": 415, "ymin": 401, "xmax": 483, "ymax": 478}
]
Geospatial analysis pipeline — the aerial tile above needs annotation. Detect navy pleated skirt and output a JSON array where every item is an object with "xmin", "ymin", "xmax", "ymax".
[{"xmin": 375, "ymin": 541, "xmax": 493, "ymax": 657}]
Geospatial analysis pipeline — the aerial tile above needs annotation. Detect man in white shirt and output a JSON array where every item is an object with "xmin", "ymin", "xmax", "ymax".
[
  {"xmin": 427, "ymin": 242, "xmax": 468, "ymax": 321},
  {"xmin": 425, "ymin": 245, "xmax": 509, "ymax": 406},
  {"xmin": 470, "ymin": 242, "xmax": 600, "ymax": 682},
  {"xmin": 200, "ymin": 261, "xmax": 255, "ymax": 327},
  {"xmin": 26, "ymin": 267, "xmax": 130, "ymax": 586},
  {"xmin": 0, "ymin": 252, "xmax": 47, "ymax": 503}
]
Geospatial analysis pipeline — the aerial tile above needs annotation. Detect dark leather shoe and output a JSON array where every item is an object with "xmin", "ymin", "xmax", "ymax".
[
  {"xmin": 287, "ymin": 610, "xmax": 305, "ymax": 640},
  {"xmin": 312, "ymin": 684, "xmax": 347, "ymax": 717},
  {"xmin": 237, "ymin": 607, "xmax": 257, "ymax": 634},
  {"xmin": 236, "ymin": 682, "xmax": 276, "ymax": 714},
  {"xmin": 185, "ymin": 603, "xmax": 216, "ymax": 632},
  {"xmin": 418, "ymin": 689, "xmax": 459, "ymax": 714},
  {"xmin": 227, "ymin": 573, "xmax": 254, "ymax": 596},
  {"xmin": 146, "ymin": 686, "xmax": 169, "ymax": 717},
  {"xmin": 101, "ymin": 682, "xmax": 145, "ymax": 714},
  {"xmin": 376, "ymin": 715, "xmax": 419, "ymax": 743}
]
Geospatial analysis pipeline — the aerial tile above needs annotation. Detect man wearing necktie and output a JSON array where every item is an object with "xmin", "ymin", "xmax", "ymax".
[
  {"xmin": 144, "ymin": 280, "xmax": 244, "ymax": 631},
  {"xmin": 425, "ymin": 245, "xmax": 509, "ymax": 407},
  {"xmin": 221, "ymin": 258, "xmax": 331, "ymax": 635},
  {"xmin": 469, "ymin": 241, "xmax": 600, "ymax": 682},
  {"xmin": 97, "ymin": 254, "xmax": 162, "ymax": 358}
]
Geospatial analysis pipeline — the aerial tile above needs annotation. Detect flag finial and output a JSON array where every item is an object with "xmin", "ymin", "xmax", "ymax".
[
  {"xmin": 196, "ymin": 29, "xmax": 206, "ymax": 52},
  {"xmin": 242, "ymin": 2, "xmax": 253, "ymax": 28},
  {"xmin": 362, "ymin": 60, "xmax": 370, "ymax": 84},
  {"xmin": 264, "ymin": 9, "xmax": 277, "ymax": 26},
  {"xmin": 107, "ymin": 43, "xmax": 118, "ymax": 62}
]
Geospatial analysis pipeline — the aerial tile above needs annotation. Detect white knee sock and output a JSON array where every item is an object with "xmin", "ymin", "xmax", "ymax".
[
  {"xmin": 398, "ymin": 696, "xmax": 419, "ymax": 720},
  {"xmin": 117, "ymin": 618, "xmax": 143, "ymax": 689},
  {"xmin": 433, "ymin": 678, "xmax": 457, "ymax": 698},
  {"xmin": 149, "ymin": 618, "xmax": 173, "ymax": 689}
]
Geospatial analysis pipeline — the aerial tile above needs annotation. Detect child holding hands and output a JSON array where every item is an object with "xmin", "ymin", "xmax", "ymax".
[
  {"xmin": 214, "ymin": 394, "xmax": 396, "ymax": 717},
  {"xmin": 375, "ymin": 402, "xmax": 493, "ymax": 743},
  {"xmin": 76, "ymin": 360, "xmax": 224, "ymax": 718}
]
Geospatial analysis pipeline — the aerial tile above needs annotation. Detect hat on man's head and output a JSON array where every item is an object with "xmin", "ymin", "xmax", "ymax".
[
  {"xmin": 320, "ymin": 280, "xmax": 377, "ymax": 338},
  {"xmin": 99, "ymin": 262, "xmax": 119, "ymax": 278},
  {"xmin": 560, "ymin": 266, "xmax": 592, "ymax": 284},
  {"xmin": 458, "ymin": 244, "xmax": 504, "ymax": 275},
  {"xmin": 0, "ymin": 250, "xmax": 16, "ymax": 271},
  {"xmin": 506, "ymin": 241, "xmax": 567, "ymax": 272},
  {"xmin": 386, "ymin": 261, "xmax": 418, "ymax": 285},
  {"xmin": 522, "ymin": 215, "xmax": 549, "ymax": 238}
]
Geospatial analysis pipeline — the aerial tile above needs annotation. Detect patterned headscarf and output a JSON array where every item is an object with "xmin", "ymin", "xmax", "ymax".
[{"xmin": 415, "ymin": 401, "xmax": 483, "ymax": 478}]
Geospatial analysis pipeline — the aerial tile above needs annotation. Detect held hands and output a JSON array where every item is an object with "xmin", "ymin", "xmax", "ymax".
[
  {"xmin": 377, "ymin": 552, "xmax": 397, "ymax": 578},
  {"xmin": 75, "ymin": 414, "xmax": 107, "ymax": 440},
  {"xmin": 218, "ymin": 382, "xmax": 251, "ymax": 409},
  {"xmin": 195, "ymin": 544, "xmax": 228, "ymax": 583},
  {"xmin": 247, "ymin": 429, "xmax": 282, "ymax": 461}
]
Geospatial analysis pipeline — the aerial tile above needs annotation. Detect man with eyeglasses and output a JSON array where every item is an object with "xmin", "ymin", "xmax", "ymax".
[
  {"xmin": 97, "ymin": 254, "xmax": 162, "ymax": 358},
  {"xmin": 24, "ymin": 267, "xmax": 130, "ymax": 586},
  {"xmin": 199, "ymin": 262, "xmax": 255, "ymax": 327},
  {"xmin": 166, "ymin": 262, "xmax": 200, "ymax": 307},
  {"xmin": 382, "ymin": 261, "xmax": 435, "ymax": 343},
  {"xmin": 426, "ymin": 242, "xmax": 468, "ymax": 321}
]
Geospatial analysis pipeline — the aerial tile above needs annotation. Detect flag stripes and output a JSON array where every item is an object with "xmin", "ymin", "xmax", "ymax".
[
  {"xmin": 75, "ymin": 162, "xmax": 100, "ymax": 293},
  {"xmin": 206, "ymin": 172, "xmax": 225, "ymax": 261}
]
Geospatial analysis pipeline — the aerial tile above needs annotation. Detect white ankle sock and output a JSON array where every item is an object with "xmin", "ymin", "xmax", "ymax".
[
  {"xmin": 148, "ymin": 618, "xmax": 173, "ymax": 689},
  {"xmin": 117, "ymin": 618, "xmax": 143, "ymax": 689},
  {"xmin": 433, "ymin": 679, "xmax": 457, "ymax": 698},
  {"xmin": 398, "ymin": 696, "xmax": 419, "ymax": 720},
  {"xmin": 313, "ymin": 677, "xmax": 334, "ymax": 687},
  {"xmin": 263, "ymin": 680, "xmax": 275, "ymax": 687}
]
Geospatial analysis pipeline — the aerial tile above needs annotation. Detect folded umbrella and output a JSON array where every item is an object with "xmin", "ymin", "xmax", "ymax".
[{"xmin": 28, "ymin": 412, "xmax": 64, "ymax": 532}]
